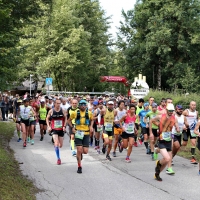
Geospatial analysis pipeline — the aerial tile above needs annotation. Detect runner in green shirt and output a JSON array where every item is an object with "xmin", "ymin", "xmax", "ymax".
[{"xmin": 145, "ymin": 103, "xmax": 159, "ymax": 160}]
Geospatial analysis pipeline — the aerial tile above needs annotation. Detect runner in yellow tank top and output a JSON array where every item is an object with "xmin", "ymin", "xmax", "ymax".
[{"xmin": 102, "ymin": 101, "xmax": 117, "ymax": 161}]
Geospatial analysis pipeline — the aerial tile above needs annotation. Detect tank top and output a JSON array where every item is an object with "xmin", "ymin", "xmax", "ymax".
[
  {"xmin": 20, "ymin": 105, "xmax": 31, "ymax": 120},
  {"xmin": 51, "ymin": 108, "xmax": 64, "ymax": 131},
  {"xmin": 124, "ymin": 114, "xmax": 136, "ymax": 134},
  {"xmin": 104, "ymin": 109, "xmax": 114, "ymax": 131},
  {"xmin": 172, "ymin": 114, "xmax": 184, "ymax": 135},
  {"xmin": 39, "ymin": 106, "xmax": 47, "ymax": 120},
  {"xmin": 114, "ymin": 109, "xmax": 126, "ymax": 128},
  {"xmin": 159, "ymin": 114, "xmax": 175, "ymax": 141},
  {"xmin": 186, "ymin": 109, "xmax": 197, "ymax": 129}
]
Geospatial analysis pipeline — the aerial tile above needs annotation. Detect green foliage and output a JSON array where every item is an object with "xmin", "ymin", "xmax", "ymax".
[
  {"xmin": 145, "ymin": 89, "xmax": 200, "ymax": 112},
  {"xmin": 18, "ymin": 0, "xmax": 111, "ymax": 92},
  {"xmin": 117, "ymin": 0, "xmax": 200, "ymax": 91}
]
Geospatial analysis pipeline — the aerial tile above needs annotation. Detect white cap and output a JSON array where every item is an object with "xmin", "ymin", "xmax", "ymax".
[
  {"xmin": 166, "ymin": 103, "xmax": 175, "ymax": 110},
  {"xmin": 107, "ymin": 101, "xmax": 114, "ymax": 105},
  {"xmin": 40, "ymin": 99, "xmax": 45, "ymax": 103}
]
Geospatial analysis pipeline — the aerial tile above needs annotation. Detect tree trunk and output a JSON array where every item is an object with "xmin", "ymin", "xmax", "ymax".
[{"xmin": 157, "ymin": 63, "xmax": 161, "ymax": 90}]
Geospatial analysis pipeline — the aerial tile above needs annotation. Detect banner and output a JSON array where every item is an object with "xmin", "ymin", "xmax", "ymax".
[{"xmin": 100, "ymin": 76, "xmax": 129, "ymax": 86}]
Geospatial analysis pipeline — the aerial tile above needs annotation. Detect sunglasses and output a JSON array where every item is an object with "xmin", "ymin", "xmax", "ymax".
[{"xmin": 79, "ymin": 103, "xmax": 87, "ymax": 106}]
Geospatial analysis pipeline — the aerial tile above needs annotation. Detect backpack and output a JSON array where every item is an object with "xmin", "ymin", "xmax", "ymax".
[{"xmin": 75, "ymin": 108, "xmax": 90, "ymax": 125}]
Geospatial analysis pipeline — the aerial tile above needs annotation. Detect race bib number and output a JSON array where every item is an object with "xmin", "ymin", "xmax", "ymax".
[
  {"xmin": 97, "ymin": 125, "xmax": 103, "ymax": 132},
  {"xmin": 125, "ymin": 123, "xmax": 134, "ymax": 133},
  {"xmin": 29, "ymin": 117, "xmax": 34, "ymax": 121},
  {"xmin": 75, "ymin": 130, "xmax": 84, "ymax": 140},
  {"xmin": 54, "ymin": 120, "xmax": 63, "ymax": 129},
  {"xmin": 190, "ymin": 130, "xmax": 197, "ymax": 137},
  {"xmin": 161, "ymin": 132, "xmax": 172, "ymax": 141},
  {"xmin": 105, "ymin": 123, "xmax": 113, "ymax": 132},
  {"xmin": 174, "ymin": 127, "xmax": 183, "ymax": 136}
]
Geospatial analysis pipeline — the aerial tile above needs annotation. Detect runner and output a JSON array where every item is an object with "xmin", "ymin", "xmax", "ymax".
[
  {"xmin": 182, "ymin": 101, "xmax": 198, "ymax": 164},
  {"xmin": 29, "ymin": 98, "xmax": 36, "ymax": 145},
  {"xmin": 68, "ymin": 99, "xmax": 93, "ymax": 173},
  {"xmin": 138, "ymin": 102, "xmax": 151, "ymax": 154},
  {"xmin": 149, "ymin": 104, "xmax": 179, "ymax": 181},
  {"xmin": 148, "ymin": 97, "xmax": 155, "ymax": 110},
  {"xmin": 157, "ymin": 98, "xmax": 166, "ymax": 114},
  {"xmin": 67, "ymin": 99, "xmax": 78, "ymax": 156},
  {"xmin": 14, "ymin": 99, "xmax": 22, "ymax": 142},
  {"xmin": 93, "ymin": 100, "xmax": 105, "ymax": 154},
  {"xmin": 145, "ymin": 103, "xmax": 159, "ymax": 160},
  {"xmin": 112, "ymin": 100, "xmax": 127, "ymax": 157},
  {"xmin": 193, "ymin": 120, "xmax": 200, "ymax": 174},
  {"xmin": 120, "ymin": 104, "xmax": 137, "ymax": 162},
  {"xmin": 19, "ymin": 98, "xmax": 36, "ymax": 147},
  {"xmin": 38, "ymin": 99, "xmax": 48, "ymax": 141},
  {"xmin": 101, "ymin": 101, "xmax": 117, "ymax": 161},
  {"xmin": 46, "ymin": 99, "xmax": 67, "ymax": 165},
  {"xmin": 136, "ymin": 98, "xmax": 144, "ymax": 145},
  {"xmin": 166, "ymin": 105, "xmax": 189, "ymax": 174}
]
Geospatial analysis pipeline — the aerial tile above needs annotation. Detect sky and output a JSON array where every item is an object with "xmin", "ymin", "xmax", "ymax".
[{"xmin": 99, "ymin": 0, "xmax": 137, "ymax": 38}]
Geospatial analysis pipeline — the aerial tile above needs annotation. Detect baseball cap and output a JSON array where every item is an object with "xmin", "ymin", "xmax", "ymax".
[
  {"xmin": 166, "ymin": 103, "xmax": 175, "ymax": 110},
  {"xmin": 144, "ymin": 102, "xmax": 149, "ymax": 107},
  {"xmin": 79, "ymin": 99, "xmax": 87, "ymax": 104},
  {"xmin": 108, "ymin": 101, "xmax": 114, "ymax": 105},
  {"xmin": 176, "ymin": 105, "xmax": 183, "ymax": 109},
  {"xmin": 17, "ymin": 99, "xmax": 22, "ymax": 103},
  {"xmin": 40, "ymin": 99, "xmax": 45, "ymax": 103},
  {"xmin": 152, "ymin": 103, "xmax": 158, "ymax": 108},
  {"xmin": 93, "ymin": 101, "xmax": 98, "ymax": 106}
]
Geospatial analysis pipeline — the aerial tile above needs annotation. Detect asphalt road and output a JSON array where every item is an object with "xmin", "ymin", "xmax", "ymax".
[{"xmin": 10, "ymin": 125, "xmax": 200, "ymax": 200}]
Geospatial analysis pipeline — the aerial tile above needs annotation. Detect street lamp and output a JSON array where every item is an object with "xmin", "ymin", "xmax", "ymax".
[{"xmin": 30, "ymin": 74, "xmax": 33, "ymax": 96}]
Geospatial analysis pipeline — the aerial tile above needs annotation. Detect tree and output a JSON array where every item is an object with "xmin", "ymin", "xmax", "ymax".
[{"xmin": 117, "ymin": 0, "xmax": 200, "ymax": 91}]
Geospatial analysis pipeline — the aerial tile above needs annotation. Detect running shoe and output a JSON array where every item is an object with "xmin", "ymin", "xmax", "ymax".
[
  {"xmin": 57, "ymin": 159, "xmax": 61, "ymax": 165},
  {"xmin": 72, "ymin": 151, "xmax": 76, "ymax": 157},
  {"xmin": 89, "ymin": 142, "xmax": 93, "ymax": 147},
  {"xmin": 77, "ymin": 167, "xmax": 82, "ymax": 174},
  {"xmin": 23, "ymin": 142, "xmax": 26, "ymax": 147},
  {"xmin": 166, "ymin": 167, "xmax": 175, "ymax": 175},
  {"xmin": 133, "ymin": 142, "xmax": 138, "ymax": 147},
  {"xmin": 17, "ymin": 138, "xmax": 22, "ymax": 142},
  {"xmin": 125, "ymin": 157, "xmax": 131, "ymax": 163},
  {"xmin": 119, "ymin": 143, "xmax": 123, "ymax": 153},
  {"xmin": 112, "ymin": 151, "xmax": 116, "ymax": 157},
  {"xmin": 154, "ymin": 173, "xmax": 162, "ymax": 181},
  {"xmin": 106, "ymin": 155, "xmax": 112, "ymax": 161},
  {"xmin": 171, "ymin": 160, "xmax": 174, "ymax": 166},
  {"xmin": 138, "ymin": 138, "xmax": 142, "ymax": 145},
  {"xmin": 191, "ymin": 158, "xmax": 197, "ymax": 164},
  {"xmin": 94, "ymin": 146, "xmax": 98, "ymax": 150},
  {"xmin": 155, "ymin": 160, "xmax": 161, "ymax": 174},
  {"xmin": 40, "ymin": 136, "xmax": 43, "ymax": 141},
  {"xmin": 27, "ymin": 137, "xmax": 30, "ymax": 143},
  {"xmin": 102, "ymin": 145, "xmax": 106, "ymax": 154},
  {"xmin": 97, "ymin": 148, "xmax": 100, "ymax": 154},
  {"xmin": 31, "ymin": 140, "xmax": 34, "ymax": 145}
]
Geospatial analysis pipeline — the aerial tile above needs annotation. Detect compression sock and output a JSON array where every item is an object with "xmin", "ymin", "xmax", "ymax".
[
  {"xmin": 71, "ymin": 139, "xmax": 75, "ymax": 150},
  {"xmin": 90, "ymin": 136, "xmax": 93, "ymax": 144},
  {"xmin": 144, "ymin": 142, "xmax": 148, "ymax": 149},
  {"xmin": 95, "ymin": 137, "xmax": 97, "ymax": 146},
  {"xmin": 191, "ymin": 147, "xmax": 196, "ymax": 158},
  {"xmin": 55, "ymin": 146, "xmax": 60, "ymax": 159}
]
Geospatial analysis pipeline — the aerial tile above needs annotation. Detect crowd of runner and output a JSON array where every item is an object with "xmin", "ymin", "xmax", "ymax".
[{"xmin": 6, "ymin": 92, "xmax": 200, "ymax": 180}]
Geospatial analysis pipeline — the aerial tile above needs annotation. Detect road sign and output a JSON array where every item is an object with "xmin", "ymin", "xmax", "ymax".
[{"xmin": 46, "ymin": 78, "xmax": 52, "ymax": 85}]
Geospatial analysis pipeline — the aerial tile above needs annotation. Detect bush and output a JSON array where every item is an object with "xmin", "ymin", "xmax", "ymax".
[{"xmin": 144, "ymin": 89, "xmax": 200, "ymax": 112}]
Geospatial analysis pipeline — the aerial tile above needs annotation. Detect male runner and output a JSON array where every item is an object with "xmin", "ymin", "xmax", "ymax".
[
  {"xmin": 46, "ymin": 99, "xmax": 67, "ymax": 165},
  {"xmin": 150, "ymin": 104, "xmax": 179, "ymax": 181},
  {"xmin": 68, "ymin": 99, "xmax": 93, "ymax": 173}
]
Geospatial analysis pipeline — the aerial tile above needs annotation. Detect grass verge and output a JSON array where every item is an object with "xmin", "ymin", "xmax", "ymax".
[{"xmin": 0, "ymin": 121, "xmax": 38, "ymax": 200}]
